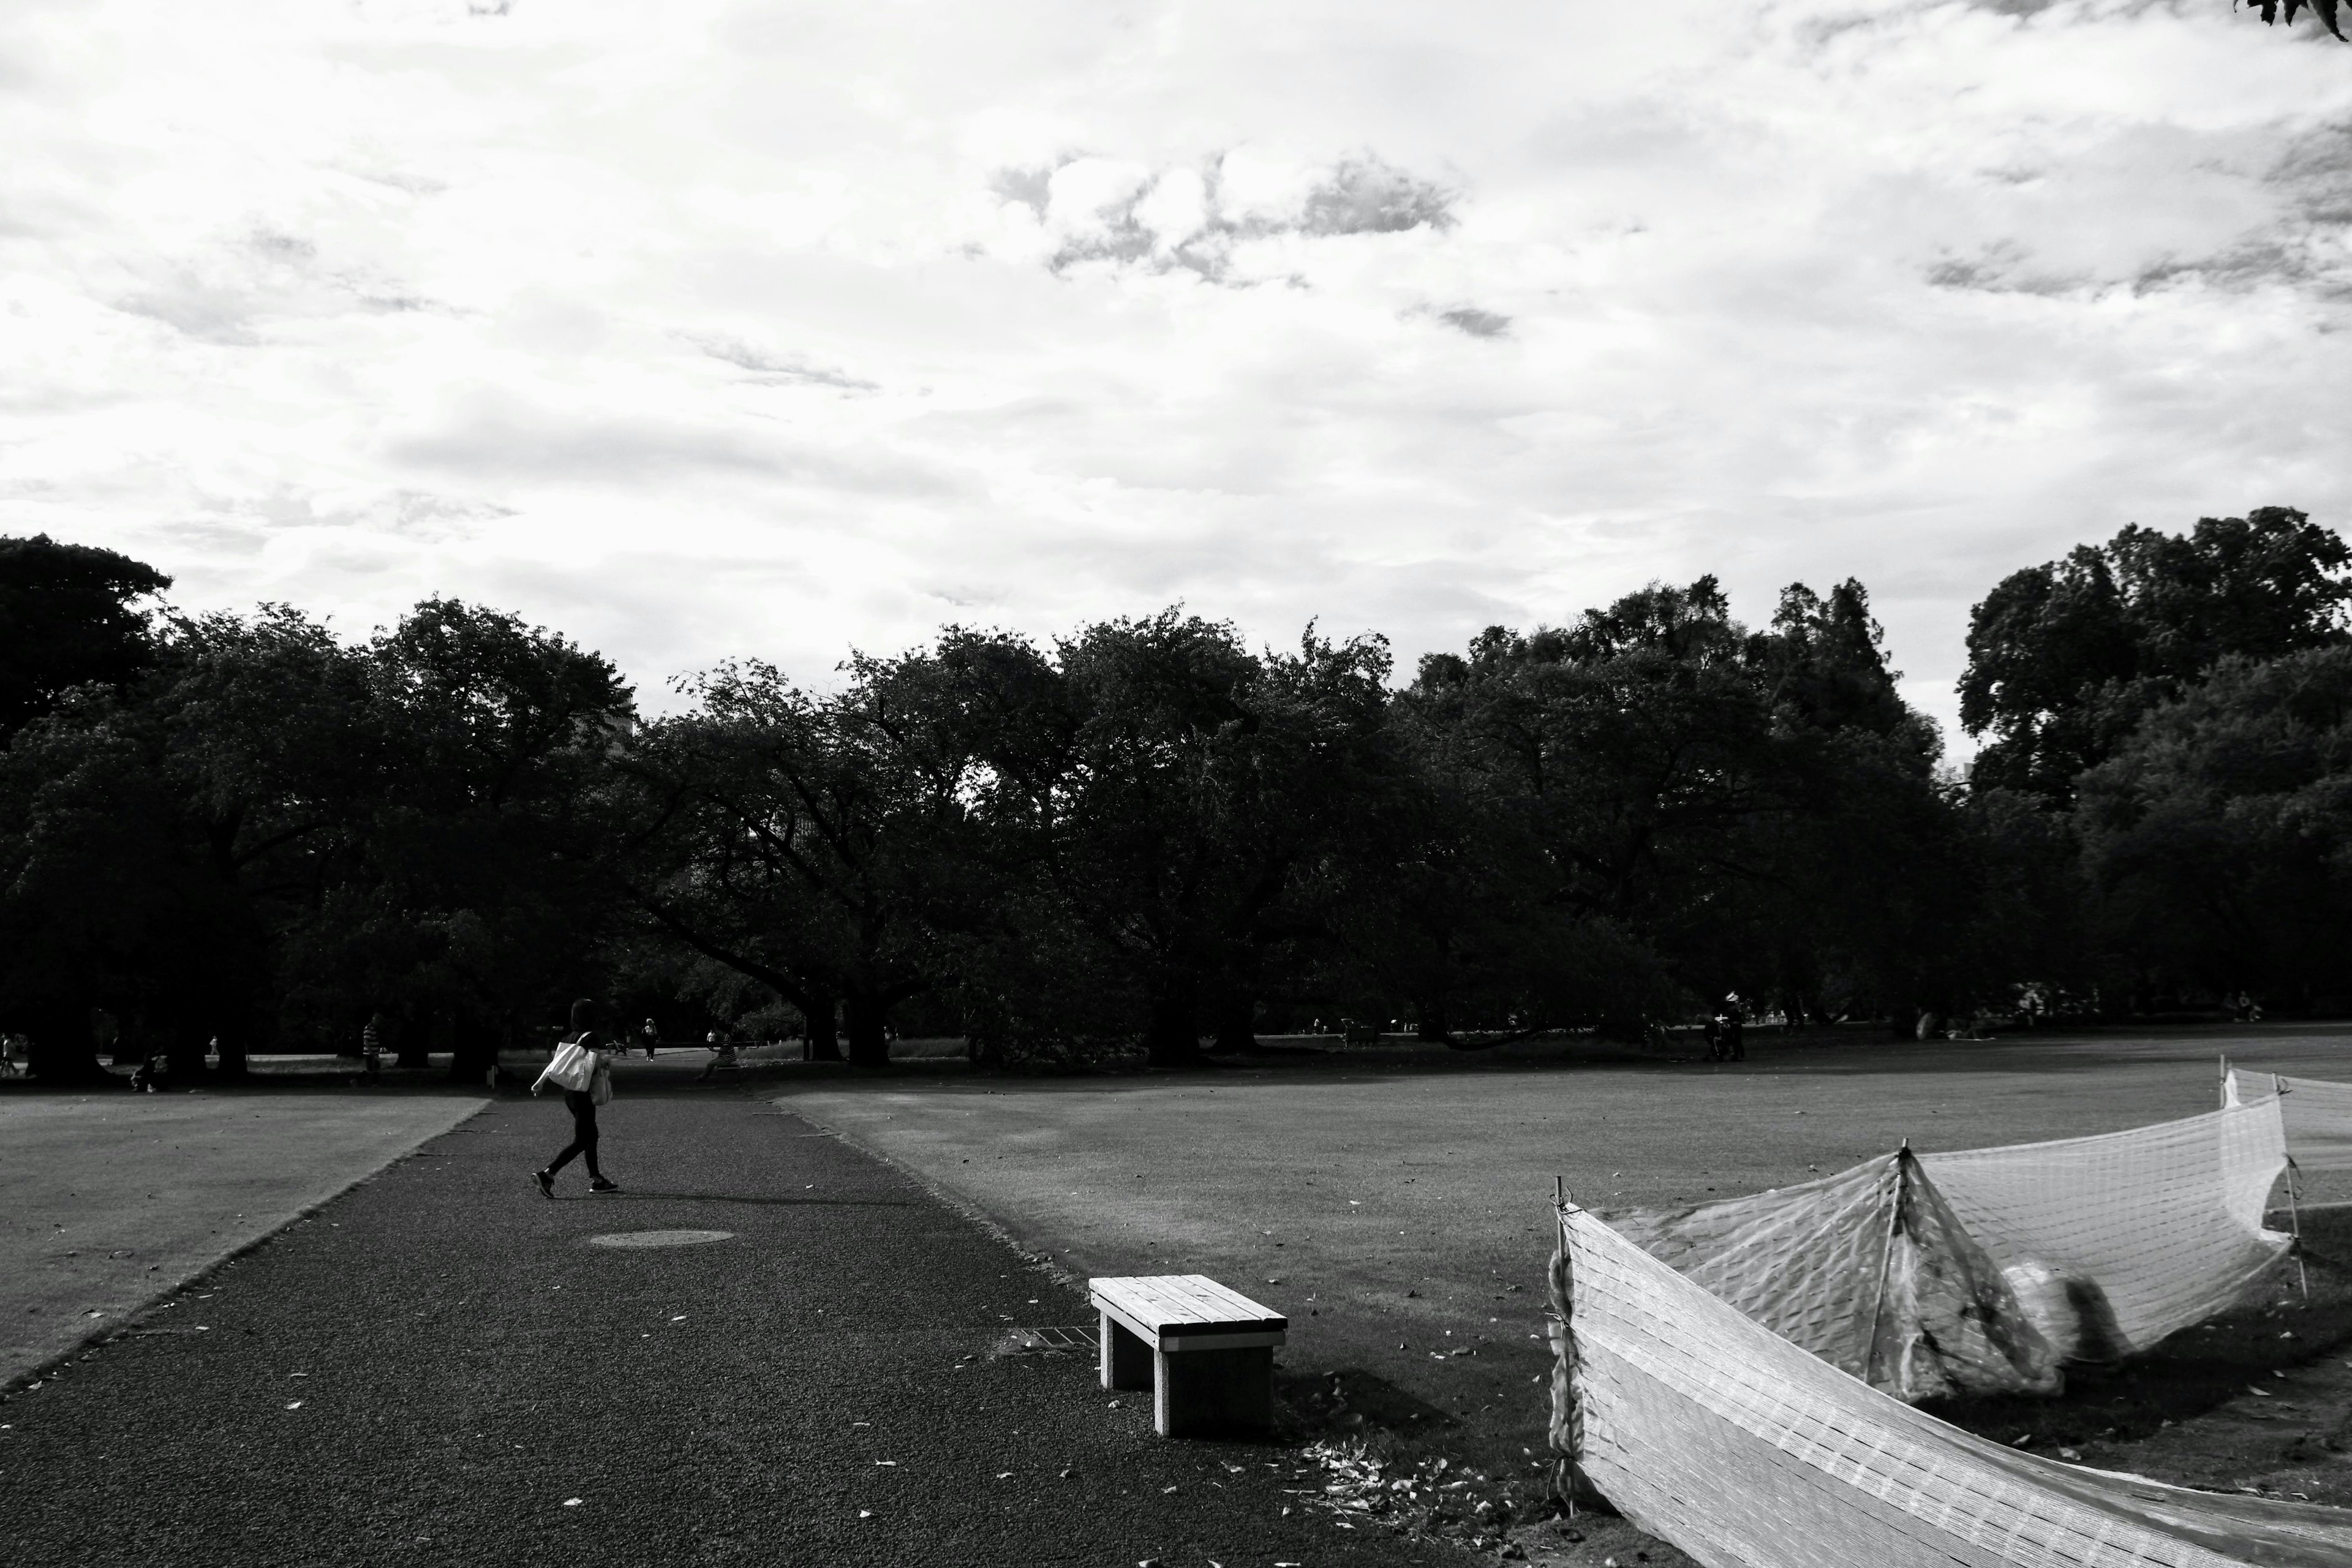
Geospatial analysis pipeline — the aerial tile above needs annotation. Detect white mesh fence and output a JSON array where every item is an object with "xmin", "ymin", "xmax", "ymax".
[
  {"xmin": 1606, "ymin": 1102, "xmax": 2290, "ymax": 1395},
  {"xmin": 1548, "ymin": 1202, "xmax": 2352, "ymax": 1568},
  {"xmin": 1610, "ymin": 1152, "xmax": 2064, "ymax": 1401},
  {"xmin": 2225, "ymin": 1070, "xmax": 2352, "ymax": 1174},
  {"xmin": 1918, "ymin": 1101, "xmax": 2291, "ymax": 1360}
]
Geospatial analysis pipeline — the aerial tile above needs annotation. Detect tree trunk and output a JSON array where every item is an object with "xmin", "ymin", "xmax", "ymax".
[
  {"xmin": 803, "ymin": 990, "xmax": 843, "ymax": 1063},
  {"xmin": 167, "ymin": 1017, "xmax": 209, "ymax": 1080},
  {"xmin": 449, "ymin": 1014, "xmax": 497, "ymax": 1085},
  {"xmin": 844, "ymin": 990, "xmax": 890, "ymax": 1068},
  {"xmin": 1209, "ymin": 985, "xmax": 1257, "ymax": 1055},
  {"xmin": 396, "ymin": 1012, "xmax": 432, "ymax": 1072},
  {"xmin": 1144, "ymin": 975, "xmax": 1202, "ymax": 1069},
  {"xmin": 27, "ymin": 1004, "xmax": 108, "ymax": 1084}
]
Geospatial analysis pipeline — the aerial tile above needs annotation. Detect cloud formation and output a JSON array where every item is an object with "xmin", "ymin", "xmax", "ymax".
[
  {"xmin": 1, "ymin": 0, "xmax": 2350, "ymax": 746},
  {"xmin": 991, "ymin": 151, "xmax": 1457, "ymax": 280}
]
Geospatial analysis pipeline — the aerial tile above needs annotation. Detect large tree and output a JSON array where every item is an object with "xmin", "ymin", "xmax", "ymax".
[
  {"xmin": 0, "ymin": 535, "xmax": 170, "ymax": 742},
  {"xmin": 620, "ymin": 633, "xmax": 1033, "ymax": 1066},
  {"xmin": 2075, "ymin": 646, "xmax": 2352, "ymax": 1008},
  {"xmin": 1378, "ymin": 576, "xmax": 1958, "ymax": 1039},
  {"xmin": 1959, "ymin": 508, "xmax": 2351, "ymax": 803},
  {"xmin": 0, "ymin": 606, "xmax": 371, "ymax": 1080},
  {"xmin": 1036, "ymin": 614, "xmax": 1393, "ymax": 1066},
  {"xmin": 331, "ymin": 598, "xmax": 637, "ymax": 1080}
]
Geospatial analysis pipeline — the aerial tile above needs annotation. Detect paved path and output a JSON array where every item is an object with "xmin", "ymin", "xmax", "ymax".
[
  {"xmin": 1, "ymin": 1093, "xmax": 487, "ymax": 1383},
  {"xmin": 0, "ymin": 1088, "xmax": 1457, "ymax": 1567}
]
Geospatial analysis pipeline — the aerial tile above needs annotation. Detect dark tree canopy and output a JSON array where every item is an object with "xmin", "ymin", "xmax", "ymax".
[
  {"xmin": 0, "ymin": 535, "xmax": 172, "ymax": 741},
  {"xmin": 1959, "ymin": 507, "xmax": 2351, "ymax": 801},
  {"xmin": 18, "ymin": 502, "xmax": 2352, "ymax": 1081},
  {"xmin": 2076, "ymin": 646, "xmax": 2352, "ymax": 1000}
]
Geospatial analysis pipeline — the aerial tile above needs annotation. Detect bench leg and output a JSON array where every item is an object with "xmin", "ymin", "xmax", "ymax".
[
  {"xmin": 1154, "ymin": 1345, "xmax": 1273, "ymax": 1438},
  {"xmin": 1099, "ymin": 1312, "xmax": 1153, "ymax": 1392}
]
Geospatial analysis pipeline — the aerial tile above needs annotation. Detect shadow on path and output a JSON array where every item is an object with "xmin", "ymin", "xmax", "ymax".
[{"xmin": 582, "ymin": 1188, "xmax": 920, "ymax": 1209}]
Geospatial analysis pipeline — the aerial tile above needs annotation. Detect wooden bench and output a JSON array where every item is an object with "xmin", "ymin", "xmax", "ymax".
[{"xmin": 1088, "ymin": 1274, "xmax": 1286, "ymax": 1438}]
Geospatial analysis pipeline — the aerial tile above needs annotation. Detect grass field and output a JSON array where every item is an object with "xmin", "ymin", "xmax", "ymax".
[{"xmin": 782, "ymin": 1024, "xmax": 2352, "ymax": 1557}]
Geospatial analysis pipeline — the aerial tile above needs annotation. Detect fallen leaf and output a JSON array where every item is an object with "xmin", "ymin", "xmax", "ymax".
[{"xmin": 563, "ymin": 1499, "xmax": 582, "ymax": 1508}]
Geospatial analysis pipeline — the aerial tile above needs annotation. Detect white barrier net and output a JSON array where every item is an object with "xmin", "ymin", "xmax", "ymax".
[
  {"xmin": 1548, "ymin": 1202, "xmax": 2352, "ymax": 1568},
  {"xmin": 1609, "ymin": 1151, "xmax": 2062, "ymax": 1401},
  {"xmin": 2225, "ymin": 1070, "xmax": 2352, "ymax": 1174},
  {"xmin": 1920, "ymin": 1101, "xmax": 2291, "ymax": 1360},
  {"xmin": 1608, "ymin": 1102, "xmax": 2290, "ymax": 1395}
]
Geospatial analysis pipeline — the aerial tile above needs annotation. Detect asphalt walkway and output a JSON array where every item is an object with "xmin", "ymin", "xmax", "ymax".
[{"xmin": 0, "ymin": 1087, "xmax": 1457, "ymax": 1567}]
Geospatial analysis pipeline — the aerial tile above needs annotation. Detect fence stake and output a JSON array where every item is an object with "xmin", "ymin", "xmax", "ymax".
[{"xmin": 2274, "ymin": 1076, "xmax": 2309, "ymax": 1302}]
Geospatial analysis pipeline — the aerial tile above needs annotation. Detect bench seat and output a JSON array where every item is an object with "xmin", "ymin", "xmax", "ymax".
[{"xmin": 1088, "ymin": 1273, "xmax": 1286, "ymax": 1437}]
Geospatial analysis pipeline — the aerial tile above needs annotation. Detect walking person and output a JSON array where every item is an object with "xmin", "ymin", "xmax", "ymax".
[
  {"xmin": 1722, "ymin": 992, "xmax": 1747, "ymax": 1063},
  {"xmin": 531, "ymin": 1000, "xmax": 621, "ymax": 1197}
]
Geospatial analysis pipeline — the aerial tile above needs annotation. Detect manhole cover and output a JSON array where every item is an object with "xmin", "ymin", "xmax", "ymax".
[{"xmin": 584, "ymin": 1230, "xmax": 736, "ymax": 1249}]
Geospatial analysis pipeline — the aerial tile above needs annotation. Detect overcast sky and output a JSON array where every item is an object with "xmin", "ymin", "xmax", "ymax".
[{"xmin": 5, "ymin": 0, "xmax": 2350, "ymax": 744}]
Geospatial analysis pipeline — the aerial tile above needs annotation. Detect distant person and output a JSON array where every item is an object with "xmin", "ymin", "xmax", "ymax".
[
  {"xmin": 639, "ymin": 1017, "xmax": 660, "ymax": 1058},
  {"xmin": 1722, "ymin": 993, "xmax": 1746, "ymax": 1063},
  {"xmin": 361, "ymin": 1014, "xmax": 383, "ymax": 1076},
  {"xmin": 131, "ymin": 1050, "xmax": 167, "ymax": 1093},
  {"xmin": 1703, "ymin": 1013, "xmax": 1725, "ymax": 1062},
  {"xmin": 699, "ymin": 1028, "xmax": 739, "ymax": 1082},
  {"xmin": 532, "ymin": 999, "xmax": 620, "ymax": 1197}
]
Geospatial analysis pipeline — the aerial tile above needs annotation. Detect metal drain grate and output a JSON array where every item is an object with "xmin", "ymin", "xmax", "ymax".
[{"xmin": 1001, "ymin": 1324, "xmax": 1098, "ymax": 1356}]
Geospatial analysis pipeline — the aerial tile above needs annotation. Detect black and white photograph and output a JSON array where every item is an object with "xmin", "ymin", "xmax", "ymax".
[{"xmin": 6, "ymin": 2, "xmax": 2352, "ymax": 1564}]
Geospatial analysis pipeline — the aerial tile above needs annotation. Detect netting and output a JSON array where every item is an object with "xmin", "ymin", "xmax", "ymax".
[
  {"xmin": 1548, "ymin": 1202, "xmax": 2352, "ymax": 1568},
  {"xmin": 1610, "ymin": 1151, "xmax": 2062, "ymax": 1400},
  {"xmin": 2225, "ymin": 1069, "xmax": 2352, "ymax": 1174},
  {"xmin": 1919, "ymin": 1102, "xmax": 2291, "ymax": 1360},
  {"xmin": 1605, "ymin": 1101, "xmax": 2291, "ymax": 1395}
]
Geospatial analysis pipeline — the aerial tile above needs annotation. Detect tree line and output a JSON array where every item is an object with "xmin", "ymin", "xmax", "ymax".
[{"xmin": 3, "ymin": 506, "xmax": 2346, "ymax": 1081}]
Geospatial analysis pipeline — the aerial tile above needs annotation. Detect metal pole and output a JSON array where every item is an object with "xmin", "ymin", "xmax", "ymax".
[
  {"xmin": 1863, "ymin": 1144, "xmax": 1909, "ymax": 1393},
  {"xmin": 2278, "ymin": 1076, "xmax": 2309, "ymax": 1303}
]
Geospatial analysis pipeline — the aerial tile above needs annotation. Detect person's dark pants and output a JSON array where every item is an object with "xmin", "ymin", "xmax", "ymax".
[{"xmin": 546, "ymin": 1090, "xmax": 603, "ymax": 1179}]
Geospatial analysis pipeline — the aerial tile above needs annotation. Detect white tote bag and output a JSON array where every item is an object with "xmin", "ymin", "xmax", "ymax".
[{"xmin": 540, "ymin": 1039, "xmax": 595, "ymax": 1093}]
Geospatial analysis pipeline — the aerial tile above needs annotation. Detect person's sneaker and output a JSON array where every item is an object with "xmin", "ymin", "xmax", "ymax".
[
  {"xmin": 589, "ymin": 1177, "xmax": 621, "ymax": 1194},
  {"xmin": 533, "ymin": 1169, "xmax": 554, "ymax": 1199}
]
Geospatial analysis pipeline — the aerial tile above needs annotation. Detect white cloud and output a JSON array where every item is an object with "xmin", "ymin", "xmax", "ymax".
[{"xmin": 1, "ymin": 0, "xmax": 2349, "ymax": 742}]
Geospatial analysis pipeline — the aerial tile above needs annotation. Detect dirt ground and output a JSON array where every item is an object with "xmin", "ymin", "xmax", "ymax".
[{"xmin": 780, "ymin": 1023, "xmax": 2352, "ymax": 1562}]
